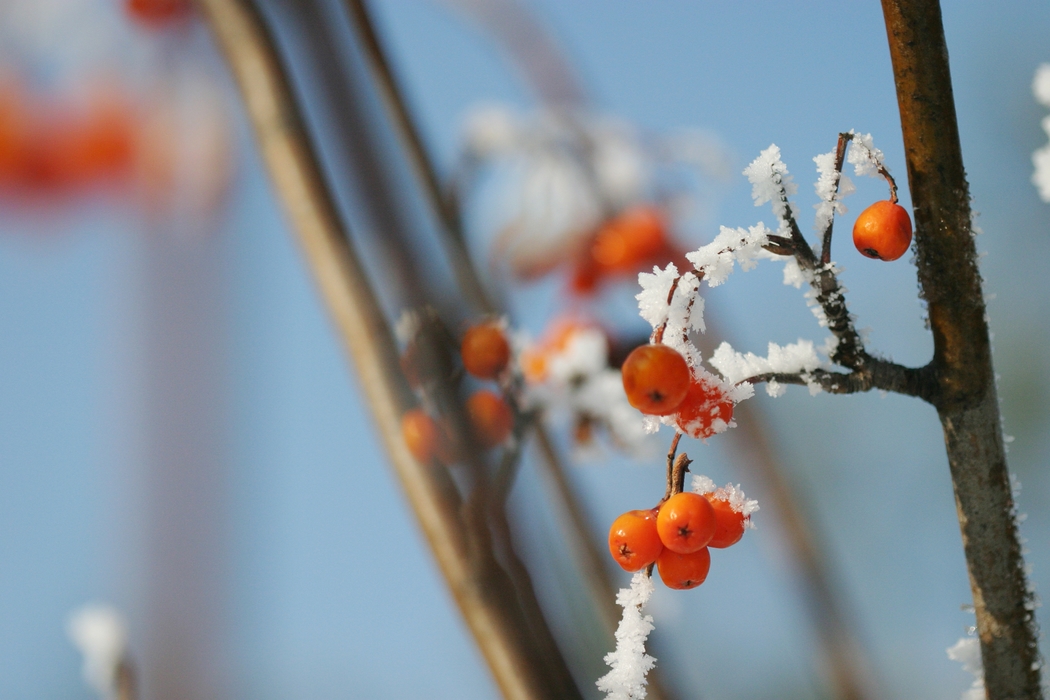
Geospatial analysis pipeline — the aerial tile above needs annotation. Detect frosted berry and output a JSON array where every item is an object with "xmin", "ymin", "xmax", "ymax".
[
  {"xmin": 621, "ymin": 344, "xmax": 690, "ymax": 415},
  {"xmin": 852, "ymin": 200, "xmax": 912, "ymax": 261},
  {"xmin": 656, "ymin": 492, "xmax": 716, "ymax": 553},
  {"xmin": 461, "ymin": 322, "xmax": 511, "ymax": 380},
  {"xmin": 702, "ymin": 493, "xmax": 746, "ymax": 549},
  {"xmin": 466, "ymin": 390, "xmax": 513, "ymax": 448},
  {"xmin": 656, "ymin": 547, "xmax": 711, "ymax": 590},
  {"xmin": 674, "ymin": 376, "xmax": 734, "ymax": 439},
  {"xmin": 608, "ymin": 509, "xmax": 663, "ymax": 572}
]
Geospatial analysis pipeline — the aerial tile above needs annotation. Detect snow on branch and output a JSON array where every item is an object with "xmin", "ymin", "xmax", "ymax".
[
  {"xmin": 597, "ymin": 572, "xmax": 657, "ymax": 700},
  {"xmin": 947, "ymin": 636, "xmax": 986, "ymax": 700},
  {"xmin": 709, "ymin": 339, "xmax": 825, "ymax": 396},
  {"xmin": 685, "ymin": 223, "xmax": 772, "ymax": 287},
  {"xmin": 813, "ymin": 148, "xmax": 854, "ymax": 237},
  {"xmin": 67, "ymin": 604, "xmax": 128, "ymax": 700},
  {"xmin": 743, "ymin": 144, "xmax": 798, "ymax": 229}
]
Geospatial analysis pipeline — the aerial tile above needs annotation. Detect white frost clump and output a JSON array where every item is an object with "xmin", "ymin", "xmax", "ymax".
[
  {"xmin": 685, "ymin": 223, "xmax": 772, "ymax": 287},
  {"xmin": 709, "ymin": 339, "xmax": 824, "ymax": 393},
  {"xmin": 597, "ymin": 572, "xmax": 657, "ymax": 700},
  {"xmin": 846, "ymin": 131, "xmax": 887, "ymax": 179},
  {"xmin": 813, "ymin": 149, "xmax": 855, "ymax": 235},
  {"xmin": 1032, "ymin": 64, "xmax": 1050, "ymax": 202},
  {"xmin": 743, "ymin": 144, "xmax": 798, "ymax": 227},
  {"xmin": 67, "ymin": 604, "xmax": 128, "ymax": 700},
  {"xmin": 691, "ymin": 475, "xmax": 760, "ymax": 527},
  {"xmin": 462, "ymin": 104, "xmax": 520, "ymax": 156},
  {"xmin": 947, "ymin": 636, "xmax": 985, "ymax": 700}
]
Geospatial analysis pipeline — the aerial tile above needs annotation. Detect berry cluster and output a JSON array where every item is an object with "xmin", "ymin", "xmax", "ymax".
[
  {"xmin": 608, "ymin": 481, "xmax": 751, "ymax": 590},
  {"xmin": 621, "ymin": 343, "xmax": 735, "ymax": 440},
  {"xmin": 399, "ymin": 318, "xmax": 517, "ymax": 465}
]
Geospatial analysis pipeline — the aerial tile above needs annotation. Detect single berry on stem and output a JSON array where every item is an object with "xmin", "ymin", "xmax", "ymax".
[
  {"xmin": 656, "ymin": 546, "xmax": 711, "ymax": 590},
  {"xmin": 674, "ymin": 376, "xmax": 734, "ymax": 439},
  {"xmin": 466, "ymin": 390, "xmax": 514, "ymax": 449},
  {"xmin": 608, "ymin": 509, "xmax": 663, "ymax": 572},
  {"xmin": 621, "ymin": 344, "xmax": 690, "ymax": 415},
  {"xmin": 656, "ymin": 492, "xmax": 716, "ymax": 553},
  {"xmin": 702, "ymin": 493, "xmax": 747, "ymax": 548},
  {"xmin": 852, "ymin": 200, "xmax": 912, "ymax": 261},
  {"xmin": 401, "ymin": 408, "xmax": 441, "ymax": 464},
  {"xmin": 461, "ymin": 322, "xmax": 511, "ymax": 380}
]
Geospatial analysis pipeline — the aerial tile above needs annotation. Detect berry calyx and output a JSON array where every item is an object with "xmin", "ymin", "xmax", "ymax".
[
  {"xmin": 656, "ymin": 546, "xmax": 711, "ymax": 590},
  {"xmin": 673, "ymin": 376, "xmax": 734, "ymax": 440},
  {"xmin": 702, "ymin": 493, "xmax": 746, "ymax": 548},
  {"xmin": 401, "ymin": 408, "xmax": 441, "ymax": 464},
  {"xmin": 852, "ymin": 200, "xmax": 912, "ymax": 261},
  {"xmin": 608, "ymin": 509, "xmax": 663, "ymax": 572},
  {"xmin": 466, "ymin": 390, "xmax": 514, "ymax": 449},
  {"xmin": 461, "ymin": 322, "xmax": 511, "ymax": 380},
  {"xmin": 656, "ymin": 492, "xmax": 716, "ymax": 553},
  {"xmin": 621, "ymin": 344, "xmax": 691, "ymax": 415}
]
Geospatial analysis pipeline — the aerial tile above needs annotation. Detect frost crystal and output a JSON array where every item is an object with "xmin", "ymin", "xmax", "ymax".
[
  {"xmin": 846, "ymin": 131, "xmax": 887, "ymax": 179},
  {"xmin": 67, "ymin": 604, "xmax": 128, "ymax": 700},
  {"xmin": 709, "ymin": 339, "xmax": 824, "ymax": 386},
  {"xmin": 947, "ymin": 636, "xmax": 985, "ymax": 700},
  {"xmin": 685, "ymin": 223, "xmax": 772, "ymax": 287},
  {"xmin": 812, "ymin": 148, "xmax": 853, "ymax": 235},
  {"xmin": 691, "ymin": 476, "xmax": 760, "ymax": 528},
  {"xmin": 1033, "ymin": 65, "xmax": 1050, "ymax": 202},
  {"xmin": 743, "ymin": 144, "xmax": 797, "ymax": 227},
  {"xmin": 597, "ymin": 572, "xmax": 657, "ymax": 700}
]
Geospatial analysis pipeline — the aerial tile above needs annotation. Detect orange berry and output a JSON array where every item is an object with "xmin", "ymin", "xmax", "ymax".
[
  {"xmin": 621, "ymin": 345, "xmax": 690, "ymax": 415},
  {"xmin": 852, "ymin": 200, "xmax": 912, "ymax": 261},
  {"xmin": 608, "ymin": 509, "xmax": 663, "ymax": 572},
  {"xmin": 461, "ymin": 322, "xmax": 511, "ymax": 380},
  {"xmin": 656, "ymin": 492, "xmax": 716, "ymax": 553},
  {"xmin": 466, "ymin": 390, "xmax": 514, "ymax": 449},
  {"xmin": 673, "ymin": 376, "xmax": 734, "ymax": 439},
  {"xmin": 656, "ymin": 546, "xmax": 711, "ymax": 590},
  {"xmin": 401, "ymin": 408, "xmax": 441, "ymax": 464},
  {"xmin": 702, "ymin": 493, "xmax": 746, "ymax": 549},
  {"xmin": 126, "ymin": 0, "xmax": 192, "ymax": 25}
]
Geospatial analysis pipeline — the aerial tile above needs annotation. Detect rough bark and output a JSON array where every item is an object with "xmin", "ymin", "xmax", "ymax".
[{"xmin": 881, "ymin": 2, "xmax": 1043, "ymax": 697}]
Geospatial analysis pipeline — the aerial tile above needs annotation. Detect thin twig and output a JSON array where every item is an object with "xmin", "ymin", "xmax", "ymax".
[{"xmin": 819, "ymin": 132, "xmax": 853, "ymax": 266}]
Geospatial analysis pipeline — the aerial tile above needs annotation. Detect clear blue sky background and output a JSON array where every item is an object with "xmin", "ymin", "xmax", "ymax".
[{"xmin": 1, "ymin": 2, "xmax": 1050, "ymax": 699}]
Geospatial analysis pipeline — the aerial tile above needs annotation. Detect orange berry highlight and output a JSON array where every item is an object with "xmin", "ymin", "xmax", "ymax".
[
  {"xmin": 621, "ymin": 344, "xmax": 690, "ymax": 415},
  {"xmin": 656, "ymin": 547, "xmax": 711, "ymax": 590},
  {"xmin": 702, "ymin": 493, "xmax": 746, "ymax": 549},
  {"xmin": 461, "ymin": 322, "xmax": 511, "ymax": 380},
  {"xmin": 656, "ymin": 492, "xmax": 716, "ymax": 553},
  {"xmin": 852, "ymin": 200, "xmax": 912, "ymax": 261},
  {"xmin": 467, "ymin": 390, "xmax": 514, "ymax": 449},
  {"xmin": 608, "ymin": 509, "xmax": 663, "ymax": 572},
  {"xmin": 401, "ymin": 408, "xmax": 441, "ymax": 464},
  {"xmin": 674, "ymin": 376, "xmax": 734, "ymax": 440}
]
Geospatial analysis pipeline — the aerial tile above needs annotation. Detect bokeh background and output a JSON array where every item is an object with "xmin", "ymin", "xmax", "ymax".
[{"xmin": 2, "ymin": 1, "xmax": 1050, "ymax": 699}]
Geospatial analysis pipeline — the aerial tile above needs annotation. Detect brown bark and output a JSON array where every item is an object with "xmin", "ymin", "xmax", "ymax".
[{"xmin": 881, "ymin": 2, "xmax": 1043, "ymax": 698}]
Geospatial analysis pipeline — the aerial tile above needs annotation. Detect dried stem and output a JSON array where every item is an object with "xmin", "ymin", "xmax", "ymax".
[
  {"xmin": 819, "ymin": 132, "xmax": 852, "ymax": 266},
  {"xmin": 196, "ymin": 1, "xmax": 576, "ymax": 697},
  {"xmin": 662, "ymin": 432, "xmax": 683, "ymax": 502},
  {"xmin": 882, "ymin": 1, "xmax": 1042, "ymax": 697}
]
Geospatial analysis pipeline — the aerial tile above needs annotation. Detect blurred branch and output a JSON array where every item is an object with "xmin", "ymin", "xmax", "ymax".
[
  {"xmin": 343, "ymin": 0, "xmax": 634, "ymax": 677},
  {"xmin": 882, "ymin": 2, "xmax": 1043, "ymax": 697},
  {"xmin": 196, "ymin": 1, "xmax": 579, "ymax": 697}
]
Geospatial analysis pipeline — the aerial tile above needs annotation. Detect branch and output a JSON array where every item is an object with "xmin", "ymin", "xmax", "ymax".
[
  {"xmin": 745, "ymin": 358, "xmax": 934, "ymax": 401},
  {"xmin": 882, "ymin": 1, "xmax": 1042, "ymax": 697},
  {"xmin": 818, "ymin": 132, "xmax": 852, "ymax": 266}
]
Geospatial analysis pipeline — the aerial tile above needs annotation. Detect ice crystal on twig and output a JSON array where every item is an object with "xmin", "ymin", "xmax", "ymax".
[
  {"xmin": 947, "ymin": 635, "xmax": 985, "ymax": 700},
  {"xmin": 685, "ymin": 223, "xmax": 772, "ymax": 287},
  {"xmin": 1032, "ymin": 64, "xmax": 1050, "ymax": 202},
  {"xmin": 691, "ymin": 475, "xmax": 760, "ymax": 528},
  {"xmin": 67, "ymin": 604, "xmax": 128, "ymax": 700},
  {"xmin": 597, "ymin": 571, "xmax": 657, "ymax": 700}
]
